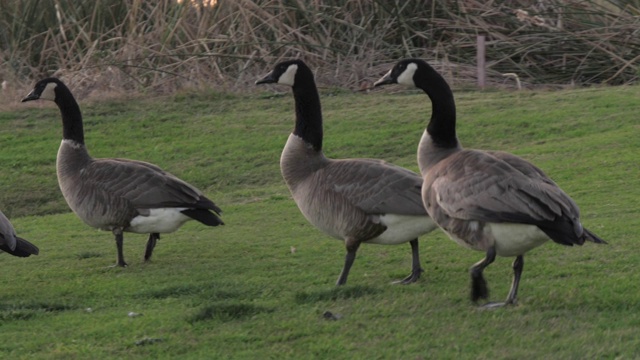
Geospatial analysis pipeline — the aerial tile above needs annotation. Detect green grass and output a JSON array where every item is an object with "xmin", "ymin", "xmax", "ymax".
[{"xmin": 0, "ymin": 84, "xmax": 639, "ymax": 359}]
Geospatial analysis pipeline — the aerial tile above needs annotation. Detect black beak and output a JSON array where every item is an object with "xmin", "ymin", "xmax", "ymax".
[
  {"xmin": 255, "ymin": 72, "xmax": 276, "ymax": 85},
  {"xmin": 21, "ymin": 89, "xmax": 40, "ymax": 102},
  {"xmin": 373, "ymin": 69, "xmax": 395, "ymax": 87}
]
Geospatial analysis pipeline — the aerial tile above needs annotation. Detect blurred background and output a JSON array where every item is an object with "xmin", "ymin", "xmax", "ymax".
[{"xmin": 1, "ymin": 0, "xmax": 638, "ymax": 98}]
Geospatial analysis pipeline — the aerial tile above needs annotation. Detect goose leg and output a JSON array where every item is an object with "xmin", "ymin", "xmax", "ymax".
[
  {"xmin": 481, "ymin": 255, "xmax": 524, "ymax": 309},
  {"xmin": 504, "ymin": 255, "xmax": 524, "ymax": 305},
  {"xmin": 470, "ymin": 246, "xmax": 496, "ymax": 304},
  {"xmin": 393, "ymin": 238, "xmax": 423, "ymax": 284},
  {"xmin": 144, "ymin": 233, "xmax": 160, "ymax": 262},
  {"xmin": 113, "ymin": 231, "xmax": 128, "ymax": 267},
  {"xmin": 336, "ymin": 238, "xmax": 361, "ymax": 286}
]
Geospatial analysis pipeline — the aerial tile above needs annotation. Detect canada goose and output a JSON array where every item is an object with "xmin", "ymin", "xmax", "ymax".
[
  {"xmin": 256, "ymin": 60, "xmax": 437, "ymax": 285},
  {"xmin": 374, "ymin": 59, "xmax": 606, "ymax": 307},
  {"xmin": 21, "ymin": 78, "xmax": 223, "ymax": 267},
  {"xmin": 0, "ymin": 210, "xmax": 39, "ymax": 257}
]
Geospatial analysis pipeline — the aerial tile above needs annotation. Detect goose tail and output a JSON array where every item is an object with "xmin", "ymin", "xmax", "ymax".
[
  {"xmin": 583, "ymin": 227, "xmax": 607, "ymax": 245},
  {"xmin": 181, "ymin": 209, "xmax": 224, "ymax": 226},
  {"xmin": 1, "ymin": 237, "xmax": 39, "ymax": 257}
]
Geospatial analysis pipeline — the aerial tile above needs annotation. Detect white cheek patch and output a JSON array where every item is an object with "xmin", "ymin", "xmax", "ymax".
[
  {"xmin": 40, "ymin": 82, "xmax": 58, "ymax": 101},
  {"xmin": 397, "ymin": 62, "xmax": 418, "ymax": 87},
  {"xmin": 278, "ymin": 64, "xmax": 298, "ymax": 86}
]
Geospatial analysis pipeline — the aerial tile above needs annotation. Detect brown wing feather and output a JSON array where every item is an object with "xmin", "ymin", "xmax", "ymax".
[
  {"xmin": 83, "ymin": 158, "xmax": 221, "ymax": 213},
  {"xmin": 425, "ymin": 150, "xmax": 586, "ymax": 245},
  {"xmin": 327, "ymin": 158, "xmax": 426, "ymax": 216}
]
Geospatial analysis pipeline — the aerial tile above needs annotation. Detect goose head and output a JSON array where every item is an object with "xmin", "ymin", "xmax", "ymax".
[
  {"xmin": 22, "ymin": 77, "xmax": 85, "ymax": 144},
  {"xmin": 22, "ymin": 78, "xmax": 65, "ymax": 104},
  {"xmin": 374, "ymin": 58, "xmax": 452, "ymax": 90},
  {"xmin": 256, "ymin": 59, "xmax": 313, "ymax": 88},
  {"xmin": 374, "ymin": 58, "xmax": 459, "ymax": 153},
  {"xmin": 256, "ymin": 59, "xmax": 323, "ymax": 152},
  {"xmin": 374, "ymin": 59, "xmax": 424, "ymax": 88}
]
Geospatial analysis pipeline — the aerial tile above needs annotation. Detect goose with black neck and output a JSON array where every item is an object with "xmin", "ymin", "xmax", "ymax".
[
  {"xmin": 22, "ymin": 78, "xmax": 224, "ymax": 267},
  {"xmin": 374, "ymin": 59, "xmax": 607, "ymax": 307},
  {"xmin": 257, "ymin": 60, "xmax": 437, "ymax": 285}
]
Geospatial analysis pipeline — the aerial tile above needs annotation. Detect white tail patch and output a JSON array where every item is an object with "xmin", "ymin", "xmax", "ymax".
[
  {"xmin": 128, "ymin": 208, "xmax": 192, "ymax": 234},
  {"xmin": 445, "ymin": 222, "xmax": 549, "ymax": 256},
  {"xmin": 487, "ymin": 223, "xmax": 549, "ymax": 257},
  {"xmin": 368, "ymin": 214, "xmax": 436, "ymax": 245}
]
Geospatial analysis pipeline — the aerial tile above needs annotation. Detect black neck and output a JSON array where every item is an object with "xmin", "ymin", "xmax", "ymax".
[
  {"xmin": 291, "ymin": 72, "xmax": 323, "ymax": 152},
  {"xmin": 415, "ymin": 70, "xmax": 459, "ymax": 149},
  {"xmin": 55, "ymin": 86, "xmax": 85, "ymax": 145}
]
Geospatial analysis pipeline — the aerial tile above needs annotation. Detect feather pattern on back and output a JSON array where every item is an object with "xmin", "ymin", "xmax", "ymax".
[{"xmin": 423, "ymin": 149, "xmax": 585, "ymax": 247}]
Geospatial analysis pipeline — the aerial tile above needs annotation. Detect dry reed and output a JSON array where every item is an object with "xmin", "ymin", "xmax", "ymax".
[{"xmin": 0, "ymin": 0, "xmax": 638, "ymax": 97}]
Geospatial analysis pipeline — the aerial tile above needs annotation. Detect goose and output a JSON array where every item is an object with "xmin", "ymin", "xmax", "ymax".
[
  {"xmin": 0, "ymin": 210, "xmax": 39, "ymax": 257},
  {"xmin": 374, "ymin": 59, "xmax": 606, "ymax": 307},
  {"xmin": 21, "ymin": 78, "xmax": 223, "ymax": 267},
  {"xmin": 256, "ymin": 60, "xmax": 437, "ymax": 285}
]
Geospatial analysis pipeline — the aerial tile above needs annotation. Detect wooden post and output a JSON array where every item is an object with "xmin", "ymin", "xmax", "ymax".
[{"xmin": 477, "ymin": 35, "xmax": 486, "ymax": 89}]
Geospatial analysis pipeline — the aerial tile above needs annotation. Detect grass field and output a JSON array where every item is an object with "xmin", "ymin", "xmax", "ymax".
[{"xmin": 0, "ymin": 83, "xmax": 639, "ymax": 359}]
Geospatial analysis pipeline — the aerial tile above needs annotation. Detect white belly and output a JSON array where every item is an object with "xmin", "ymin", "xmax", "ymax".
[
  {"xmin": 127, "ymin": 208, "xmax": 192, "ymax": 234},
  {"xmin": 368, "ymin": 214, "xmax": 437, "ymax": 245},
  {"xmin": 447, "ymin": 222, "xmax": 549, "ymax": 256},
  {"xmin": 488, "ymin": 223, "xmax": 549, "ymax": 257}
]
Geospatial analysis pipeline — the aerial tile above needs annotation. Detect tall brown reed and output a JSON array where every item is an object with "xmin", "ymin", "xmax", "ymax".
[{"xmin": 0, "ymin": 0, "xmax": 638, "ymax": 97}]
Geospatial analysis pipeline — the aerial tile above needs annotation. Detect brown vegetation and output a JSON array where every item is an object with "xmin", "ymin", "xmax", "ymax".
[{"xmin": 0, "ymin": 0, "xmax": 638, "ymax": 97}]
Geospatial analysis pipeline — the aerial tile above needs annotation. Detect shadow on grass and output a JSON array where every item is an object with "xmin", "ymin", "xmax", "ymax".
[
  {"xmin": 77, "ymin": 251, "xmax": 103, "ymax": 260},
  {"xmin": 188, "ymin": 302, "xmax": 273, "ymax": 323},
  {"xmin": 136, "ymin": 283, "xmax": 243, "ymax": 301},
  {"xmin": 0, "ymin": 301, "xmax": 77, "ymax": 321},
  {"xmin": 294, "ymin": 285, "xmax": 380, "ymax": 304}
]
